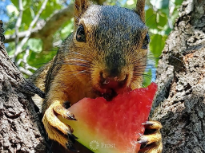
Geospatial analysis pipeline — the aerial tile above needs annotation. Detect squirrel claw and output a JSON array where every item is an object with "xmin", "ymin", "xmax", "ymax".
[
  {"xmin": 138, "ymin": 120, "xmax": 163, "ymax": 153},
  {"xmin": 66, "ymin": 143, "xmax": 79, "ymax": 152},
  {"xmin": 67, "ymin": 114, "xmax": 77, "ymax": 121},
  {"xmin": 68, "ymin": 134, "xmax": 78, "ymax": 143},
  {"xmin": 142, "ymin": 121, "xmax": 153, "ymax": 126},
  {"xmin": 142, "ymin": 121, "xmax": 162, "ymax": 130},
  {"xmin": 137, "ymin": 138, "xmax": 148, "ymax": 145},
  {"xmin": 53, "ymin": 103, "xmax": 77, "ymax": 121}
]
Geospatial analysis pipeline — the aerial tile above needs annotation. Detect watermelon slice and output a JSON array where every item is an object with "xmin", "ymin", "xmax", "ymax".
[{"xmin": 59, "ymin": 83, "xmax": 157, "ymax": 153}]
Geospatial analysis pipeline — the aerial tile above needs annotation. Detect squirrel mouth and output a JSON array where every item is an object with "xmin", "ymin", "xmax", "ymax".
[
  {"xmin": 95, "ymin": 75, "xmax": 131, "ymax": 101},
  {"xmin": 101, "ymin": 89, "xmax": 117, "ymax": 101}
]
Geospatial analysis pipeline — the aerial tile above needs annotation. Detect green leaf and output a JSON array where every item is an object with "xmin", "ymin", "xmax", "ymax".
[
  {"xmin": 40, "ymin": 0, "xmax": 62, "ymax": 19},
  {"xmin": 60, "ymin": 20, "xmax": 74, "ymax": 39},
  {"xmin": 146, "ymin": 8, "xmax": 168, "ymax": 31},
  {"xmin": 8, "ymin": 49, "xmax": 15, "ymax": 56},
  {"xmin": 11, "ymin": 0, "xmax": 18, "ymax": 8},
  {"xmin": 149, "ymin": 34, "xmax": 167, "ymax": 61},
  {"xmin": 149, "ymin": 34, "xmax": 167, "ymax": 62},
  {"xmin": 28, "ymin": 49, "xmax": 57, "ymax": 69},
  {"xmin": 174, "ymin": 0, "xmax": 183, "ymax": 6},
  {"xmin": 22, "ymin": 7, "xmax": 32, "ymax": 25},
  {"xmin": 5, "ymin": 29, "xmax": 15, "ymax": 35},
  {"xmin": 27, "ymin": 38, "xmax": 42, "ymax": 53},
  {"xmin": 143, "ymin": 69, "xmax": 152, "ymax": 87}
]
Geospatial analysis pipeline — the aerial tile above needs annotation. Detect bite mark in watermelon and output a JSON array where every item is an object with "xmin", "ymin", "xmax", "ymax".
[{"xmin": 59, "ymin": 82, "xmax": 157, "ymax": 153}]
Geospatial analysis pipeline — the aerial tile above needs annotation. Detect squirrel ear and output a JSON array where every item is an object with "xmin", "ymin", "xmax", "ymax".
[
  {"xmin": 135, "ymin": 0, "xmax": 146, "ymax": 23},
  {"xmin": 74, "ymin": 0, "xmax": 90, "ymax": 24}
]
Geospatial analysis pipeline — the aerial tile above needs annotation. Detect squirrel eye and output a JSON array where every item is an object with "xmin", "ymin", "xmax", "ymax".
[
  {"xmin": 141, "ymin": 33, "xmax": 150, "ymax": 49},
  {"xmin": 76, "ymin": 24, "xmax": 86, "ymax": 42}
]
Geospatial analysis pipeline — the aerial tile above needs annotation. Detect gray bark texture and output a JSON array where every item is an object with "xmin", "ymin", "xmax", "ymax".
[
  {"xmin": 150, "ymin": 0, "xmax": 205, "ymax": 152},
  {"xmin": 0, "ymin": 35, "xmax": 46, "ymax": 151}
]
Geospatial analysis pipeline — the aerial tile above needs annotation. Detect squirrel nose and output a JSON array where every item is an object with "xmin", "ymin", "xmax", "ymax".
[{"xmin": 100, "ymin": 71, "xmax": 128, "ymax": 88}]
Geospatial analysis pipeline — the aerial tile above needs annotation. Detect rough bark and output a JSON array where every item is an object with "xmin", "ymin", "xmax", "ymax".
[
  {"xmin": 0, "ymin": 39, "xmax": 46, "ymax": 152},
  {"xmin": 151, "ymin": 0, "xmax": 205, "ymax": 152}
]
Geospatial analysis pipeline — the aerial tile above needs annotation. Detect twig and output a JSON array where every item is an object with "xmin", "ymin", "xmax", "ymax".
[
  {"xmin": 24, "ymin": 47, "xmax": 37, "ymax": 71},
  {"xmin": 17, "ymin": 47, "xmax": 37, "ymax": 75},
  {"xmin": 19, "ymin": 67, "xmax": 33, "ymax": 76},
  {"xmin": 5, "ymin": 27, "xmax": 41, "ymax": 42},
  {"xmin": 15, "ymin": 0, "xmax": 23, "ymax": 51},
  {"xmin": 13, "ymin": 0, "xmax": 48, "ymax": 62}
]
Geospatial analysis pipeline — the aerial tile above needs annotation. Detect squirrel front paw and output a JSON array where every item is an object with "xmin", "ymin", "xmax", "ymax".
[
  {"xmin": 138, "ymin": 121, "xmax": 163, "ymax": 153},
  {"xmin": 42, "ymin": 101, "xmax": 77, "ymax": 151}
]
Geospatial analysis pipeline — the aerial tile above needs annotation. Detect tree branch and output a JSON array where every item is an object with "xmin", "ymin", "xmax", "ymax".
[
  {"xmin": 5, "ymin": 0, "xmax": 106, "ymax": 52},
  {"xmin": 13, "ymin": 0, "xmax": 48, "ymax": 61},
  {"xmin": 15, "ymin": 0, "xmax": 23, "ymax": 51}
]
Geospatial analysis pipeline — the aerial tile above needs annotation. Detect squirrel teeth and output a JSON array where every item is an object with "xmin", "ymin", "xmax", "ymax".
[{"xmin": 103, "ymin": 80, "xmax": 110, "ymax": 84}]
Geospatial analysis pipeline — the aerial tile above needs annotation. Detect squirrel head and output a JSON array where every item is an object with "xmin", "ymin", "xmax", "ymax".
[{"xmin": 69, "ymin": 0, "xmax": 149, "ymax": 100}]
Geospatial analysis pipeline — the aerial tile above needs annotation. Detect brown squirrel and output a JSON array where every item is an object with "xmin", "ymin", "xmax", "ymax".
[{"xmin": 31, "ymin": 0, "xmax": 163, "ymax": 152}]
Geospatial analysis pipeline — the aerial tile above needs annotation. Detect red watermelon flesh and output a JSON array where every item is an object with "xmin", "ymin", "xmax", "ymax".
[{"xmin": 59, "ymin": 83, "xmax": 157, "ymax": 153}]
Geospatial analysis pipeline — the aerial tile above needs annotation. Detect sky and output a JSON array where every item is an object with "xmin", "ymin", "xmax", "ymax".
[{"xmin": 0, "ymin": 0, "xmax": 11, "ymax": 22}]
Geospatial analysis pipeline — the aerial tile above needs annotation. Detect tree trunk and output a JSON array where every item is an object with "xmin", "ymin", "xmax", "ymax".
[
  {"xmin": 151, "ymin": 0, "xmax": 205, "ymax": 152},
  {"xmin": 0, "ymin": 39, "xmax": 46, "ymax": 152}
]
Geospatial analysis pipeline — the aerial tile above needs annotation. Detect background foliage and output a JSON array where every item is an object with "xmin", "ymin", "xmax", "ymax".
[{"xmin": 1, "ymin": 0, "xmax": 183, "ymax": 86}]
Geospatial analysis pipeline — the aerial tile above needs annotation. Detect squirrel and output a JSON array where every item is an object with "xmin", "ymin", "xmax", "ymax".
[{"xmin": 31, "ymin": 0, "xmax": 163, "ymax": 152}]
